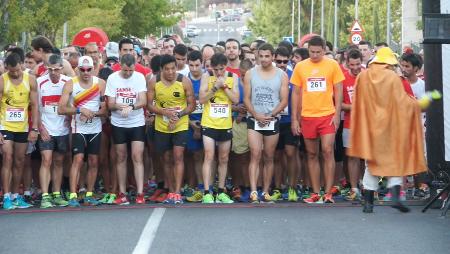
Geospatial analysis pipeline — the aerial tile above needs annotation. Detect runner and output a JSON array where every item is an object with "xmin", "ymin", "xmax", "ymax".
[
  {"xmin": 30, "ymin": 36, "xmax": 75, "ymax": 78},
  {"xmin": 36, "ymin": 54, "xmax": 70, "ymax": 208},
  {"xmin": 58, "ymin": 56, "xmax": 107, "ymax": 207},
  {"xmin": 174, "ymin": 44, "xmax": 190, "ymax": 76},
  {"xmin": 225, "ymin": 38, "xmax": 241, "ymax": 76},
  {"xmin": 272, "ymin": 46, "xmax": 300, "ymax": 202},
  {"xmin": 105, "ymin": 54, "xmax": 147, "ymax": 205},
  {"xmin": 0, "ymin": 52, "xmax": 39, "ymax": 210},
  {"xmin": 358, "ymin": 41, "xmax": 372, "ymax": 67},
  {"xmin": 290, "ymin": 36, "xmax": 344, "ymax": 204},
  {"xmin": 185, "ymin": 50, "xmax": 206, "ymax": 203},
  {"xmin": 112, "ymin": 38, "xmax": 151, "ymax": 77},
  {"xmin": 199, "ymin": 53, "xmax": 239, "ymax": 203},
  {"xmin": 243, "ymin": 43, "xmax": 289, "ymax": 203},
  {"xmin": 341, "ymin": 49, "xmax": 363, "ymax": 201},
  {"xmin": 163, "ymin": 38, "xmax": 177, "ymax": 55},
  {"xmin": 147, "ymin": 54, "xmax": 195, "ymax": 204}
]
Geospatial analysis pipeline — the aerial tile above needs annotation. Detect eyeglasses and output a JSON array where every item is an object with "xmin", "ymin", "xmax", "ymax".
[
  {"xmin": 275, "ymin": 60, "xmax": 289, "ymax": 64},
  {"xmin": 47, "ymin": 67, "xmax": 63, "ymax": 72},
  {"xmin": 79, "ymin": 67, "xmax": 92, "ymax": 73}
]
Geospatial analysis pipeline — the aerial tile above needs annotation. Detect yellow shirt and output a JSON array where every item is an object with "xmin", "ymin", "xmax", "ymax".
[
  {"xmin": 0, "ymin": 72, "xmax": 30, "ymax": 132},
  {"xmin": 201, "ymin": 73, "xmax": 234, "ymax": 129},
  {"xmin": 290, "ymin": 58, "xmax": 344, "ymax": 117},
  {"xmin": 154, "ymin": 74, "xmax": 188, "ymax": 133}
]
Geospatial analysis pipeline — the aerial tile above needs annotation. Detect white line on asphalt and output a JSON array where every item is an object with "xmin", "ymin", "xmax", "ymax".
[{"xmin": 132, "ymin": 208, "xmax": 166, "ymax": 254}]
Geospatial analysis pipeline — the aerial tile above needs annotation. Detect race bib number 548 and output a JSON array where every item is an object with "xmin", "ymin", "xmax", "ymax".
[{"xmin": 307, "ymin": 77, "xmax": 326, "ymax": 92}]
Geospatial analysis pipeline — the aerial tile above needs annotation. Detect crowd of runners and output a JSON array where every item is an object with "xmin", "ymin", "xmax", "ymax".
[{"xmin": 0, "ymin": 33, "xmax": 430, "ymax": 212}]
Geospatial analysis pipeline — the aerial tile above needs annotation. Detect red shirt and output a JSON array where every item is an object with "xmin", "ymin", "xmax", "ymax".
[
  {"xmin": 342, "ymin": 71, "xmax": 357, "ymax": 129},
  {"xmin": 36, "ymin": 63, "xmax": 48, "ymax": 78},
  {"xmin": 400, "ymin": 77, "xmax": 415, "ymax": 97},
  {"xmin": 226, "ymin": 66, "xmax": 240, "ymax": 77},
  {"xmin": 112, "ymin": 63, "xmax": 151, "ymax": 77}
]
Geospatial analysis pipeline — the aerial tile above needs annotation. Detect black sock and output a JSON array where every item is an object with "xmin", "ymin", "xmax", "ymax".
[
  {"xmin": 157, "ymin": 182, "xmax": 164, "ymax": 189},
  {"xmin": 61, "ymin": 177, "xmax": 70, "ymax": 192},
  {"xmin": 163, "ymin": 188, "xmax": 169, "ymax": 193},
  {"xmin": 204, "ymin": 190, "xmax": 210, "ymax": 195},
  {"xmin": 218, "ymin": 188, "xmax": 224, "ymax": 194}
]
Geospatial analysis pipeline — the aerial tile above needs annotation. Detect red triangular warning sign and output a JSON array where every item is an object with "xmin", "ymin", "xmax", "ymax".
[{"xmin": 350, "ymin": 20, "xmax": 364, "ymax": 33}]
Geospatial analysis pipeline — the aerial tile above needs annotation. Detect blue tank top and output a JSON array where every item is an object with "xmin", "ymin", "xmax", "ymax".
[
  {"xmin": 189, "ymin": 72, "xmax": 202, "ymax": 121},
  {"xmin": 280, "ymin": 69, "xmax": 293, "ymax": 124}
]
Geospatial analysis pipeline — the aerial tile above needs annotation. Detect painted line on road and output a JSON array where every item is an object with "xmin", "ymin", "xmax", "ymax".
[{"xmin": 132, "ymin": 208, "xmax": 166, "ymax": 254}]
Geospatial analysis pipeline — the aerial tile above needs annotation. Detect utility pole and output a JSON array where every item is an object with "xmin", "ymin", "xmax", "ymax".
[
  {"xmin": 310, "ymin": 0, "xmax": 314, "ymax": 34},
  {"xmin": 195, "ymin": 0, "xmax": 198, "ymax": 19},
  {"xmin": 63, "ymin": 22, "xmax": 68, "ymax": 47},
  {"xmin": 292, "ymin": 0, "xmax": 295, "ymax": 40},
  {"xmin": 320, "ymin": 0, "xmax": 324, "ymax": 37},
  {"xmin": 387, "ymin": 0, "xmax": 391, "ymax": 45},
  {"xmin": 298, "ymin": 0, "xmax": 301, "ymax": 42},
  {"xmin": 334, "ymin": 0, "xmax": 338, "ymax": 49},
  {"xmin": 355, "ymin": 0, "xmax": 359, "ymax": 20}
]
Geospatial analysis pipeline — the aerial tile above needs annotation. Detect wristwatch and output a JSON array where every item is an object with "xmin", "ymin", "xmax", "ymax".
[
  {"xmin": 31, "ymin": 128, "xmax": 39, "ymax": 133},
  {"xmin": 129, "ymin": 104, "xmax": 135, "ymax": 110}
]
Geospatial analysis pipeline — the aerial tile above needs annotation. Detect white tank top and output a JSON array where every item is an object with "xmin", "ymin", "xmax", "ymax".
[
  {"xmin": 37, "ymin": 74, "xmax": 70, "ymax": 136},
  {"xmin": 70, "ymin": 76, "xmax": 102, "ymax": 134}
]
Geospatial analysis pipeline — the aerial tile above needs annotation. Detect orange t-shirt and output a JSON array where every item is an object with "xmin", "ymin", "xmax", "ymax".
[{"xmin": 290, "ymin": 58, "xmax": 345, "ymax": 117}]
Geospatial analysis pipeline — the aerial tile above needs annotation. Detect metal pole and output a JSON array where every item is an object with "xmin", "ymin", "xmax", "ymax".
[
  {"xmin": 292, "ymin": 0, "xmax": 295, "ymax": 40},
  {"xmin": 196, "ymin": 0, "xmax": 198, "ymax": 19},
  {"xmin": 310, "ymin": 0, "xmax": 314, "ymax": 34},
  {"xmin": 217, "ymin": 22, "xmax": 220, "ymax": 42},
  {"xmin": 321, "ymin": 0, "xmax": 324, "ymax": 37},
  {"xmin": 334, "ymin": 0, "xmax": 338, "ymax": 49},
  {"xmin": 355, "ymin": 0, "xmax": 359, "ymax": 20},
  {"xmin": 298, "ymin": 0, "xmax": 301, "ymax": 42},
  {"xmin": 387, "ymin": 0, "xmax": 391, "ymax": 45},
  {"xmin": 63, "ymin": 22, "xmax": 68, "ymax": 47}
]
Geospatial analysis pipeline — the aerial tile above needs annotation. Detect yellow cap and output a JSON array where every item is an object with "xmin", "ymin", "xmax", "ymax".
[{"xmin": 370, "ymin": 47, "xmax": 398, "ymax": 66}]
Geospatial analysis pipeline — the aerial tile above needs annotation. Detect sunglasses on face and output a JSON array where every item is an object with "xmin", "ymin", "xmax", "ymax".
[
  {"xmin": 79, "ymin": 67, "xmax": 92, "ymax": 73},
  {"xmin": 275, "ymin": 60, "xmax": 289, "ymax": 64}
]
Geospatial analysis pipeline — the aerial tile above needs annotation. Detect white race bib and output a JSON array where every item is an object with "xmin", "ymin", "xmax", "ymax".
[
  {"xmin": 254, "ymin": 120, "xmax": 275, "ymax": 131},
  {"xmin": 117, "ymin": 92, "xmax": 137, "ymax": 105},
  {"xmin": 307, "ymin": 77, "xmax": 326, "ymax": 92},
  {"xmin": 280, "ymin": 105, "xmax": 289, "ymax": 116},
  {"xmin": 44, "ymin": 102, "xmax": 58, "ymax": 114},
  {"xmin": 209, "ymin": 103, "xmax": 229, "ymax": 118},
  {"xmin": 6, "ymin": 108, "xmax": 25, "ymax": 122},
  {"xmin": 163, "ymin": 107, "xmax": 181, "ymax": 122},
  {"xmin": 192, "ymin": 100, "xmax": 203, "ymax": 114}
]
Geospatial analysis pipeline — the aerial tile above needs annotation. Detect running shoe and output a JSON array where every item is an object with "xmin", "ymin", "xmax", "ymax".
[
  {"xmin": 260, "ymin": 192, "xmax": 273, "ymax": 203},
  {"xmin": 323, "ymin": 193, "xmax": 335, "ymax": 203},
  {"xmin": 303, "ymin": 193, "xmax": 323, "ymax": 204},
  {"xmin": 182, "ymin": 187, "xmax": 195, "ymax": 198},
  {"xmin": 148, "ymin": 189, "xmax": 165, "ymax": 202},
  {"xmin": 106, "ymin": 194, "xmax": 116, "ymax": 204},
  {"xmin": 231, "ymin": 187, "xmax": 241, "ymax": 201},
  {"xmin": 13, "ymin": 195, "xmax": 32, "ymax": 208},
  {"xmin": 174, "ymin": 193, "xmax": 183, "ymax": 204},
  {"xmin": 216, "ymin": 193, "xmax": 234, "ymax": 204},
  {"xmin": 345, "ymin": 190, "xmax": 361, "ymax": 201},
  {"xmin": 40, "ymin": 195, "xmax": 54, "ymax": 208},
  {"xmin": 186, "ymin": 191, "xmax": 203, "ymax": 202},
  {"xmin": 250, "ymin": 191, "xmax": 259, "ymax": 203},
  {"xmin": 83, "ymin": 196, "xmax": 100, "ymax": 206},
  {"xmin": 288, "ymin": 187, "xmax": 298, "ymax": 202},
  {"xmin": 3, "ymin": 196, "xmax": 15, "ymax": 210},
  {"xmin": 68, "ymin": 198, "xmax": 80, "ymax": 207},
  {"xmin": 270, "ymin": 189, "xmax": 283, "ymax": 201},
  {"xmin": 240, "ymin": 189, "xmax": 250, "ymax": 203},
  {"xmin": 302, "ymin": 187, "xmax": 311, "ymax": 199},
  {"xmin": 202, "ymin": 193, "xmax": 215, "ymax": 204},
  {"xmin": 53, "ymin": 194, "xmax": 69, "ymax": 207},
  {"xmin": 163, "ymin": 193, "xmax": 175, "ymax": 204},
  {"xmin": 114, "ymin": 193, "xmax": 130, "ymax": 205},
  {"xmin": 24, "ymin": 195, "xmax": 35, "ymax": 205},
  {"xmin": 136, "ymin": 193, "xmax": 145, "ymax": 204},
  {"xmin": 155, "ymin": 192, "xmax": 168, "ymax": 203},
  {"xmin": 99, "ymin": 193, "xmax": 110, "ymax": 204},
  {"xmin": 329, "ymin": 186, "xmax": 340, "ymax": 196}
]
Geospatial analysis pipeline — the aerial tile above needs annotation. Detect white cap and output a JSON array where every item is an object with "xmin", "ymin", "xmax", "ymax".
[
  {"xmin": 105, "ymin": 42, "xmax": 119, "ymax": 59},
  {"xmin": 78, "ymin": 56, "xmax": 94, "ymax": 68}
]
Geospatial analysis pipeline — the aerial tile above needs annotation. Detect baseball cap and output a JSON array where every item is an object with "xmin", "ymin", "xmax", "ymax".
[
  {"xmin": 78, "ymin": 56, "xmax": 94, "ymax": 68},
  {"xmin": 370, "ymin": 47, "xmax": 398, "ymax": 66},
  {"xmin": 105, "ymin": 42, "xmax": 119, "ymax": 59}
]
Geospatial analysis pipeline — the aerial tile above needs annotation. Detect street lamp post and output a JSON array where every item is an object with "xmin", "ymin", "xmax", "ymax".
[
  {"xmin": 321, "ymin": 0, "xmax": 324, "ymax": 37},
  {"xmin": 310, "ymin": 0, "xmax": 314, "ymax": 34},
  {"xmin": 387, "ymin": 0, "xmax": 391, "ymax": 45}
]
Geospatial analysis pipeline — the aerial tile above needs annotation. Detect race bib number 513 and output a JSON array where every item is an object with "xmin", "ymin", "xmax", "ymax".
[{"xmin": 307, "ymin": 77, "xmax": 326, "ymax": 92}]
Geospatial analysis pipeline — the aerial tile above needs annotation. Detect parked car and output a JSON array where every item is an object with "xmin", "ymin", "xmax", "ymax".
[
  {"xmin": 187, "ymin": 25, "xmax": 201, "ymax": 36},
  {"xmin": 186, "ymin": 29, "xmax": 197, "ymax": 38},
  {"xmin": 220, "ymin": 14, "xmax": 240, "ymax": 22}
]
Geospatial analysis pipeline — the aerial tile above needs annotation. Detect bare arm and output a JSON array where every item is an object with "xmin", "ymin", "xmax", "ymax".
[
  {"xmin": 180, "ymin": 76, "xmax": 195, "ymax": 117},
  {"xmin": 62, "ymin": 59, "xmax": 76, "ymax": 77},
  {"xmin": 199, "ymin": 72, "xmax": 214, "ymax": 104},
  {"xmin": 223, "ymin": 74, "xmax": 239, "ymax": 104},
  {"xmin": 29, "ymin": 76, "xmax": 39, "ymax": 129},
  {"xmin": 96, "ymin": 79, "xmax": 107, "ymax": 117},
  {"xmin": 58, "ymin": 80, "xmax": 77, "ymax": 115},
  {"xmin": 342, "ymin": 103, "xmax": 351, "ymax": 112},
  {"xmin": 147, "ymin": 77, "xmax": 169, "ymax": 117},
  {"xmin": 333, "ymin": 82, "xmax": 343, "ymax": 127},
  {"xmin": 291, "ymin": 85, "xmax": 302, "ymax": 136}
]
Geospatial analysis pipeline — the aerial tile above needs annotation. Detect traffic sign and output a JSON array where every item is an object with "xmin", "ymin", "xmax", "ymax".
[
  {"xmin": 350, "ymin": 33, "xmax": 363, "ymax": 45},
  {"xmin": 350, "ymin": 20, "xmax": 364, "ymax": 33},
  {"xmin": 283, "ymin": 36, "xmax": 293, "ymax": 43}
]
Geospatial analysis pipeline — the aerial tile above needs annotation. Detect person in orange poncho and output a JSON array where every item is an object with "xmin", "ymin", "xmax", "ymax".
[{"xmin": 348, "ymin": 47, "xmax": 427, "ymax": 213}]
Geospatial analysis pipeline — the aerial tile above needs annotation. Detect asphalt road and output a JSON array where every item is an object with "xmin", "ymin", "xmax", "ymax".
[
  {"xmin": 1, "ymin": 204, "xmax": 449, "ymax": 254},
  {"xmin": 187, "ymin": 18, "xmax": 247, "ymax": 46}
]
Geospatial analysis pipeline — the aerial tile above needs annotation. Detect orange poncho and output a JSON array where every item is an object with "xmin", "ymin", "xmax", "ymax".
[{"xmin": 347, "ymin": 63, "xmax": 427, "ymax": 176}]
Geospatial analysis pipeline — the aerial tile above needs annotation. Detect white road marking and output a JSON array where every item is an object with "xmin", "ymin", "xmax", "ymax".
[{"xmin": 132, "ymin": 208, "xmax": 166, "ymax": 254}]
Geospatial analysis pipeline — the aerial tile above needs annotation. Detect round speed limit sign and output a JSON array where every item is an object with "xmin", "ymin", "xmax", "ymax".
[{"xmin": 350, "ymin": 33, "xmax": 363, "ymax": 45}]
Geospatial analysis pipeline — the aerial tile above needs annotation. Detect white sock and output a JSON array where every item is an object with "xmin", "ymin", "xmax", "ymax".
[
  {"xmin": 24, "ymin": 190, "xmax": 31, "ymax": 196},
  {"xmin": 4, "ymin": 192, "xmax": 11, "ymax": 199},
  {"xmin": 352, "ymin": 188, "xmax": 360, "ymax": 194}
]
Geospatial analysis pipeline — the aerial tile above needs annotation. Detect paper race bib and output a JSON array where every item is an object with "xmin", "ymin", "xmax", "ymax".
[
  {"xmin": 44, "ymin": 102, "xmax": 58, "ymax": 114},
  {"xmin": 192, "ymin": 100, "xmax": 203, "ymax": 114},
  {"xmin": 280, "ymin": 105, "xmax": 289, "ymax": 116},
  {"xmin": 163, "ymin": 106, "xmax": 181, "ymax": 122},
  {"xmin": 347, "ymin": 86, "xmax": 355, "ymax": 103},
  {"xmin": 117, "ymin": 92, "xmax": 137, "ymax": 105},
  {"xmin": 254, "ymin": 120, "xmax": 275, "ymax": 131},
  {"xmin": 6, "ymin": 108, "xmax": 25, "ymax": 122},
  {"xmin": 307, "ymin": 77, "xmax": 326, "ymax": 92},
  {"xmin": 209, "ymin": 103, "xmax": 229, "ymax": 118}
]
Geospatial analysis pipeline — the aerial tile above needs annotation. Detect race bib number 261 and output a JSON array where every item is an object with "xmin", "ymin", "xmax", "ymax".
[{"xmin": 307, "ymin": 77, "xmax": 326, "ymax": 92}]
